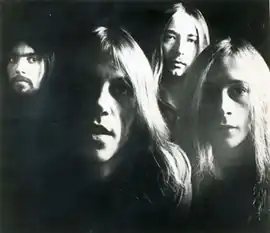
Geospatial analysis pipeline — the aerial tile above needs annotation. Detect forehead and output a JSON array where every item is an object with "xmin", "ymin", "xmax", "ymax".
[
  {"xmin": 11, "ymin": 42, "xmax": 35, "ymax": 55},
  {"xmin": 206, "ymin": 57, "xmax": 251, "ymax": 85},
  {"xmin": 96, "ymin": 62, "xmax": 126, "ymax": 81},
  {"xmin": 167, "ymin": 12, "xmax": 197, "ymax": 35}
]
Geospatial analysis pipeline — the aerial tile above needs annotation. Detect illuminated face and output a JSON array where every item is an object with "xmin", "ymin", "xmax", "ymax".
[
  {"xmin": 7, "ymin": 42, "xmax": 45, "ymax": 94},
  {"xmin": 162, "ymin": 12, "xmax": 198, "ymax": 78},
  {"xmin": 200, "ymin": 58, "xmax": 251, "ymax": 150},
  {"xmin": 79, "ymin": 62, "xmax": 136, "ymax": 162}
]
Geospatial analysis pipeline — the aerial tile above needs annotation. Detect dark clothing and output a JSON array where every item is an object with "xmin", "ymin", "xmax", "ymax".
[
  {"xmin": 3, "ymin": 144, "xmax": 191, "ymax": 233},
  {"xmin": 187, "ymin": 164, "xmax": 270, "ymax": 233},
  {"xmin": 158, "ymin": 99, "xmax": 178, "ymax": 134},
  {"xmin": 1, "ymin": 75, "xmax": 191, "ymax": 232},
  {"xmin": 1, "ymin": 81, "xmax": 70, "ymax": 233}
]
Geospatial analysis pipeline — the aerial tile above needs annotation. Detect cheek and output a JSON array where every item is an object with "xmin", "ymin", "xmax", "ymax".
[
  {"xmin": 186, "ymin": 45, "xmax": 197, "ymax": 61},
  {"xmin": 162, "ymin": 43, "xmax": 173, "ymax": 60},
  {"xmin": 30, "ymin": 64, "xmax": 42, "ymax": 76},
  {"xmin": 239, "ymin": 106, "xmax": 250, "ymax": 132},
  {"xmin": 118, "ymin": 99, "xmax": 136, "ymax": 133},
  {"xmin": 7, "ymin": 64, "xmax": 15, "ymax": 75}
]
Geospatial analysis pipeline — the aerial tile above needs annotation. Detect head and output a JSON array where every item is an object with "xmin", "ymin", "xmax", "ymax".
[
  {"xmin": 152, "ymin": 3, "xmax": 210, "ymax": 84},
  {"xmin": 72, "ymin": 26, "xmax": 190, "ymax": 191},
  {"xmin": 6, "ymin": 41, "xmax": 55, "ymax": 94},
  {"xmin": 179, "ymin": 38, "xmax": 270, "ymax": 184}
]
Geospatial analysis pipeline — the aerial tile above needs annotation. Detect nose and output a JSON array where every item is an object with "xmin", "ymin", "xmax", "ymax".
[
  {"xmin": 95, "ymin": 83, "xmax": 110, "ymax": 123},
  {"xmin": 219, "ymin": 89, "xmax": 232, "ymax": 116},
  {"xmin": 15, "ymin": 58, "xmax": 27, "ymax": 75},
  {"xmin": 175, "ymin": 36, "xmax": 185, "ymax": 55}
]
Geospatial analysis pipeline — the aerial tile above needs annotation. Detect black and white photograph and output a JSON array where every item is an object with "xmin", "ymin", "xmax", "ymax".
[{"xmin": 1, "ymin": 0, "xmax": 270, "ymax": 233}]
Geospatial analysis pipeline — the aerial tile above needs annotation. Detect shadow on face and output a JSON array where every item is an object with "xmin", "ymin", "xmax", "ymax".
[
  {"xmin": 69, "ymin": 57, "xmax": 136, "ymax": 165},
  {"xmin": 199, "ymin": 59, "xmax": 251, "ymax": 150}
]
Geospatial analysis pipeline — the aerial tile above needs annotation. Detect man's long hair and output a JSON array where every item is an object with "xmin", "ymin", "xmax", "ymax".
[
  {"xmin": 4, "ymin": 20, "xmax": 56, "ymax": 88},
  {"xmin": 76, "ymin": 26, "xmax": 191, "ymax": 196},
  {"xmin": 151, "ymin": 3, "xmax": 210, "ymax": 86},
  {"xmin": 178, "ymin": 37, "xmax": 270, "ymax": 217}
]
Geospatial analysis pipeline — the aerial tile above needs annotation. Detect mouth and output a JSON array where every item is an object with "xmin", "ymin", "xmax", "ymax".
[
  {"xmin": 217, "ymin": 124, "xmax": 237, "ymax": 130},
  {"xmin": 172, "ymin": 61, "xmax": 186, "ymax": 68},
  {"xmin": 10, "ymin": 76, "xmax": 33, "ymax": 88},
  {"xmin": 92, "ymin": 124, "xmax": 114, "ymax": 136}
]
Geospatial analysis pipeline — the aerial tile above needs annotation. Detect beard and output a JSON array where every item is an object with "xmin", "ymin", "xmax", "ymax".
[{"xmin": 10, "ymin": 75, "xmax": 35, "ymax": 94}]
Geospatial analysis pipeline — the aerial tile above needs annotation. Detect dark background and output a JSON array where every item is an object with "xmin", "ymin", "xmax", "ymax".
[
  {"xmin": 2, "ymin": 0, "xmax": 269, "ymax": 60},
  {"xmin": 0, "ymin": 1, "xmax": 269, "ymax": 232}
]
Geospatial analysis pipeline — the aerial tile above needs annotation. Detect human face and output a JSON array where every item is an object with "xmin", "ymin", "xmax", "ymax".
[
  {"xmin": 7, "ymin": 42, "xmax": 45, "ymax": 94},
  {"xmin": 78, "ymin": 62, "xmax": 136, "ymax": 162},
  {"xmin": 200, "ymin": 59, "xmax": 251, "ymax": 150},
  {"xmin": 162, "ymin": 12, "xmax": 198, "ymax": 78}
]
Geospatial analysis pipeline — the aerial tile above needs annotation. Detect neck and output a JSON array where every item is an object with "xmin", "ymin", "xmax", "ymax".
[
  {"xmin": 81, "ymin": 131, "xmax": 147, "ymax": 183},
  {"xmin": 161, "ymin": 73, "xmax": 185, "ymax": 109},
  {"xmin": 213, "ymin": 139, "xmax": 253, "ymax": 179}
]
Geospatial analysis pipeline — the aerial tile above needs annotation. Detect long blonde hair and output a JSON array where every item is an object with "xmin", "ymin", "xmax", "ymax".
[
  {"xmin": 178, "ymin": 37, "xmax": 270, "ymax": 216},
  {"xmin": 78, "ymin": 26, "xmax": 191, "ymax": 195}
]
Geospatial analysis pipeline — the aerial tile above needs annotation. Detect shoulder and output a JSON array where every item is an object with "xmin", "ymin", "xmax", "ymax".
[
  {"xmin": 108, "ymin": 184, "xmax": 190, "ymax": 233},
  {"xmin": 158, "ymin": 98, "xmax": 179, "ymax": 129},
  {"xmin": 113, "ymin": 149, "xmax": 191, "ymax": 229}
]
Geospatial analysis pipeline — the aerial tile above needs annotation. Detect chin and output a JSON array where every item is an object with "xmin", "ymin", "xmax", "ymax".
[
  {"xmin": 79, "ymin": 149, "xmax": 108, "ymax": 163},
  {"xmin": 14, "ymin": 85, "xmax": 38, "ymax": 94},
  {"xmin": 171, "ymin": 69, "xmax": 185, "ymax": 77},
  {"xmin": 96, "ymin": 155, "xmax": 113, "ymax": 162},
  {"xmin": 15, "ymin": 88, "xmax": 33, "ymax": 94},
  {"xmin": 221, "ymin": 139, "xmax": 244, "ymax": 149},
  {"xmin": 83, "ymin": 144, "xmax": 117, "ymax": 163}
]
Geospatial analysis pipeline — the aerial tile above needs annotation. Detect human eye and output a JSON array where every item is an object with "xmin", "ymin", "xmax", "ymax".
[
  {"xmin": 27, "ymin": 55, "xmax": 39, "ymax": 64},
  {"xmin": 187, "ymin": 37, "xmax": 197, "ymax": 44},
  {"xmin": 228, "ymin": 83, "xmax": 250, "ymax": 99},
  {"xmin": 8, "ymin": 55, "xmax": 17, "ymax": 64},
  {"xmin": 110, "ymin": 79, "xmax": 134, "ymax": 99},
  {"xmin": 163, "ymin": 32, "xmax": 176, "ymax": 42}
]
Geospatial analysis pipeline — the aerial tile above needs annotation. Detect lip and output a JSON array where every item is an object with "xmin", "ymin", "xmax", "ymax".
[
  {"xmin": 172, "ymin": 60, "xmax": 186, "ymax": 67},
  {"xmin": 217, "ymin": 124, "xmax": 237, "ymax": 130},
  {"xmin": 14, "ymin": 80, "xmax": 30, "ymax": 86},
  {"xmin": 10, "ymin": 75, "xmax": 33, "ymax": 86},
  {"xmin": 92, "ymin": 124, "xmax": 114, "ymax": 136}
]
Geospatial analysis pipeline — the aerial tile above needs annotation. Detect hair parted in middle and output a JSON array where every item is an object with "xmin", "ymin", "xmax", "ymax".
[
  {"xmin": 177, "ymin": 37, "xmax": 270, "ymax": 217},
  {"xmin": 75, "ymin": 25, "xmax": 191, "ymax": 196},
  {"xmin": 151, "ymin": 2, "xmax": 210, "ymax": 85}
]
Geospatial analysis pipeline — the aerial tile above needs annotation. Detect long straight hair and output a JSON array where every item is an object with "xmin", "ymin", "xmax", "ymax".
[
  {"xmin": 151, "ymin": 3, "xmax": 210, "ymax": 86},
  {"xmin": 178, "ymin": 37, "xmax": 270, "ymax": 217},
  {"xmin": 77, "ymin": 26, "xmax": 191, "ymax": 196}
]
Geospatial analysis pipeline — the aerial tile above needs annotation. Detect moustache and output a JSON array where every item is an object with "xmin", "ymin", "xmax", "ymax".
[{"xmin": 10, "ymin": 75, "xmax": 34, "ymax": 88}]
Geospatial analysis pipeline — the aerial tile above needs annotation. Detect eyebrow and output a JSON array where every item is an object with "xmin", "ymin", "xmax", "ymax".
[
  {"xmin": 166, "ymin": 29, "xmax": 178, "ymax": 35},
  {"xmin": 113, "ymin": 76, "xmax": 133, "ymax": 87},
  {"xmin": 228, "ymin": 80, "xmax": 248, "ymax": 84},
  {"xmin": 165, "ymin": 29, "xmax": 198, "ymax": 38},
  {"xmin": 205, "ymin": 79, "xmax": 249, "ymax": 87},
  {"xmin": 9, "ymin": 52, "xmax": 37, "ymax": 57},
  {"xmin": 187, "ymin": 34, "xmax": 198, "ymax": 38}
]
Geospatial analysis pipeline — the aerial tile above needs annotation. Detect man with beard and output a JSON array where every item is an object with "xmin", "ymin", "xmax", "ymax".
[
  {"xmin": 7, "ymin": 41, "xmax": 53, "ymax": 94},
  {"xmin": 3, "ymin": 27, "xmax": 56, "ymax": 140},
  {"xmin": 1, "ymin": 16, "xmax": 58, "ymax": 233}
]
